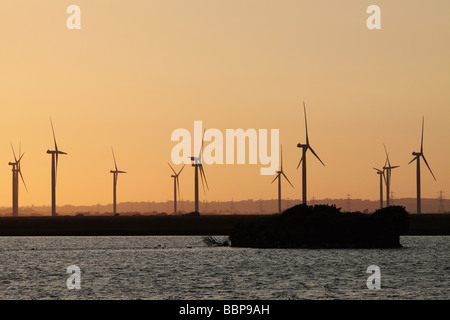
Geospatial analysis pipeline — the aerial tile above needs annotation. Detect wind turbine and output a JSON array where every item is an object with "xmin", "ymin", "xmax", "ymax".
[
  {"xmin": 110, "ymin": 148, "xmax": 126, "ymax": 215},
  {"xmin": 409, "ymin": 117, "xmax": 436, "ymax": 214},
  {"xmin": 297, "ymin": 101, "xmax": 325, "ymax": 205},
  {"xmin": 271, "ymin": 145, "xmax": 294, "ymax": 214},
  {"xmin": 169, "ymin": 163, "xmax": 185, "ymax": 214},
  {"xmin": 190, "ymin": 130, "xmax": 209, "ymax": 213},
  {"xmin": 46, "ymin": 118, "xmax": 67, "ymax": 217},
  {"xmin": 8, "ymin": 143, "xmax": 27, "ymax": 216},
  {"xmin": 373, "ymin": 166, "xmax": 386, "ymax": 210},
  {"xmin": 383, "ymin": 145, "xmax": 399, "ymax": 207}
]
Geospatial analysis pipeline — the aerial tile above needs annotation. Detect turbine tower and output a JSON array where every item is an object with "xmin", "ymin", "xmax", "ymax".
[
  {"xmin": 190, "ymin": 130, "xmax": 208, "ymax": 213},
  {"xmin": 110, "ymin": 148, "xmax": 126, "ymax": 215},
  {"xmin": 271, "ymin": 145, "xmax": 294, "ymax": 214},
  {"xmin": 168, "ymin": 163, "xmax": 185, "ymax": 214},
  {"xmin": 373, "ymin": 167, "xmax": 385, "ymax": 210},
  {"xmin": 46, "ymin": 118, "xmax": 67, "ymax": 217},
  {"xmin": 8, "ymin": 143, "xmax": 27, "ymax": 216},
  {"xmin": 297, "ymin": 101, "xmax": 325, "ymax": 205},
  {"xmin": 383, "ymin": 145, "xmax": 399, "ymax": 207},
  {"xmin": 409, "ymin": 117, "xmax": 436, "ymax": 214}
]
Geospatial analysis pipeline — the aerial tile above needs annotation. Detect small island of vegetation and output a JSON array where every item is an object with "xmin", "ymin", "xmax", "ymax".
[{"xmin": 229, "ymin": 204, "xmax": 409, "ymax": 249}]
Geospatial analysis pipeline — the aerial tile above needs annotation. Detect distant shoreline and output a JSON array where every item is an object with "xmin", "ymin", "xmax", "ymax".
[{"xmin": 0, "ymin": 214, "xmax": 449, "ymax": 237}]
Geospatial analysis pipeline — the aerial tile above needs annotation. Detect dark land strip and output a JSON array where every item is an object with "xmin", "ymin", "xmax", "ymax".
[{"xmin": 0, "ymin": 214, "xmax": 449, "ymax": 237}]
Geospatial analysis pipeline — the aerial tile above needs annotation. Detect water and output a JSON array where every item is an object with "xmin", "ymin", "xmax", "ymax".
[{"xmin": 0, "ymin": 236, "xmax": 448, "ymax": 300}]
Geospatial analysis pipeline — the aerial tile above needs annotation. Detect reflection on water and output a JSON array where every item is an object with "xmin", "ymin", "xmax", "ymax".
[{"xmin": 0, "ymin": 236, "xmax": 448, "ymax": 299}]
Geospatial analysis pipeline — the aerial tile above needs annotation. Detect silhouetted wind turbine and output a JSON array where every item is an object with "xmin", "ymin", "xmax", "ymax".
[
  {"xmin": 409, "ymin": 117, "xmax": 436, "ymax": 214},
  {"xmin": 169, "ymin": 163, "xmax": 185, "ymax": 214},
  {"xmin": 46, "ymin": 118, "xmax": 67, "ymax": 217},
  {"xmin": 8, "ymin": 143, "xmax": 27, "ymax": 216},
  {"xmin": 272, "ymin": 145, "xmax": 294, "ymax": 214},
  {"xmin": 373, "ymin": 166, "xmax": 386, "ymax": 210},
  {"xmin": 190, "ymin": 130, "xmax": 209, "ymax": 213},
  {"xmin": 383, "ymin": 145, "xmax": 399, "ymax": 207},
  {"xmin": 110, "ymin": 148, "xmax": 126, "ymax": 215},
  {"xmin": 297, "ymin": 101, "xmax": 325, "ymax": 205}
]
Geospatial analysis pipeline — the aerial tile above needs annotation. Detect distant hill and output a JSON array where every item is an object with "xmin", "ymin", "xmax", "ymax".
[{"xmin": 0, "ymin": 198, "xmax": 448, "ymax": 216}]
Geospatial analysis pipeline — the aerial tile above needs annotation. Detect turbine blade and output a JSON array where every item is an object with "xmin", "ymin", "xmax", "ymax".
[
  {"xmin": 168, "ymin": 163, "xmax": 177, "ymax": 175},
  {"xmin": 296, "ymin": 155, "xmax": 304, "ymax": 170},
  {"xmin": 178, "ymin": 164, "xmax": 186, "ymax": 176},
  {"xmin": 19, "ymin": 170, "xmax": 28, "ymax": 192},
  {"xmin": 421, "ymin": 116, "xmax": 424, "ymax": 154},
  {"xmin": 200, "ymin": 165, "xmax": 209, "ymax": 191},
  {"xmin": 308, "ymin": 146, "xmax": 325, "ymax": 166},
  {"xmin": 384, "ymin": 144, "xmax": 391, "ymax": 167},
  {"xmin": 421, "ymin": 154, "xmax": 436, "ymax": 181},
  {"xmin": 50, "ymin": 118, "xmax": 60, "ymax": 183},
  {"xmin": 10, "ymin": 142, "xmax": 17, "ymax": 162},
  {"xmin": 202, "ymin": 165, "xmax": 209, "ymax": 191},
  {"xmin": 199, "ymin": 167, "xmax": 206, "ymax": 195},
  {"xmin": 303, "ymin": 101, "xmax": 309, "ymax": 146},
  {"xmin": 112, "ymin": 147, "xmax": 118, "ymax": 171},
  {"xmin": 198, "ymin": 129, "xmax": 206, "ymax": 161},
  {"xmin": 50, "ymin": 117, "xmax": 58, "ymax": 153},
  {"xmin": 280, "ymin": 144, "xmax": 283, "ymax": 172},
  {"xmin": 271, "ymin": 173, "xmax": 279, "ymax": 184},
  {"xmin": 408, "ymin": 157, "xmax": 417, "ymax": 165},
  {"xmin": 282, "ymin": 172, "xmax": 294, "ymax": 188}
]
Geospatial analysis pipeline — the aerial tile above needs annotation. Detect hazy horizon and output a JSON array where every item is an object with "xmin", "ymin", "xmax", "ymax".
[{"xmin": 1, "ymin": 1, "xmax": 449, "ymax": 208}]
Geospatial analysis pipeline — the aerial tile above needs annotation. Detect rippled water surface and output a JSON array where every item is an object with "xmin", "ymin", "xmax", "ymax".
[{"xmin": 0, "ymin": 236, "xmax": 448, "ymax": 299}]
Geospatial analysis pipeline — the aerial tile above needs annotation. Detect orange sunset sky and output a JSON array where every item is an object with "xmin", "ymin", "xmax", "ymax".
[{"xmin": 0, "ymin": 1, "xmax": 449, "ymax": 209}]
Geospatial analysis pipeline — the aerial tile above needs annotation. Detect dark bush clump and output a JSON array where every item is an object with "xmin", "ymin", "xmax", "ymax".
[{"xmin": 229, "ymin": 205, "xmax": 409, "ymax": 249}]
